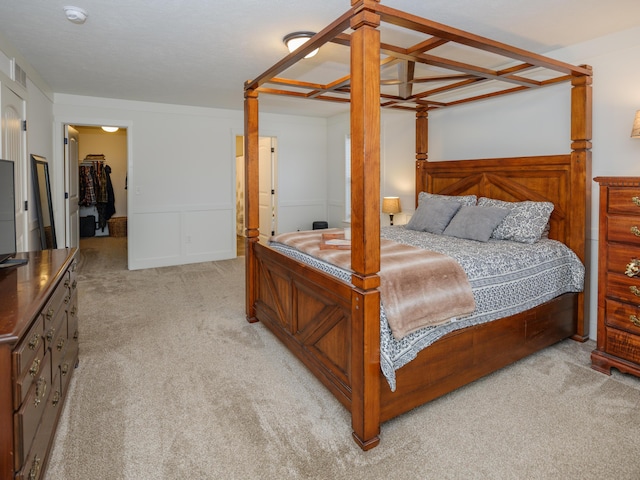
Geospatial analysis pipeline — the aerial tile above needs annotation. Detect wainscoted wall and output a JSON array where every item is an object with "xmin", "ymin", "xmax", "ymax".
[{"xmin": 53, "ymin": 95, "xmax": 327, "ymax": 270}]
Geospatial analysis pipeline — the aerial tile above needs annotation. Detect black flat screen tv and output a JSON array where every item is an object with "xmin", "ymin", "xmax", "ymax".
[{"xmin": 0, "ymin": 159, "xmax": 18, "ymax": 265}]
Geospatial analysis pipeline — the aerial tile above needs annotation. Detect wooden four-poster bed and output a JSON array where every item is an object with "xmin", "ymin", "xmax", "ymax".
[{"xmin": 243, "ymin": 0, "xmax": 592, "ymax": 450}]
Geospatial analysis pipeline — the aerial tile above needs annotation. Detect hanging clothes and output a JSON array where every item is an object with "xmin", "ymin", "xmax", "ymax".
[
  {"xmin": 78, "ymin": 154, "xmax": 116, "ymax": 231},
  {"xmin": 96, "ymin": 164, "xmax": 116, "ymax": 231},
  {"xmin": 79, "ymin": 165, "xmax": 96, "ymax": 206}
]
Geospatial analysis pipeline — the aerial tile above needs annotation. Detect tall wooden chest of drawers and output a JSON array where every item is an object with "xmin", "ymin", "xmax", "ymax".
[
  {"xmin": 0, "ymin": 249, "xmax": 79, "ymax": 480},
  {"xmin": 592, "ymin": 177, "xmax": 640, "ymax": 378}
]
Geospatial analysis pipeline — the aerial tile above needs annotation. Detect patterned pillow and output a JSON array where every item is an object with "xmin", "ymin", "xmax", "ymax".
[
  {"xmin": 477, "ymin": 197, "xmax": 554, "ymax": 244},
  {"xmin": 443, "ymin": 205, "xmax": 509, "ymax": 242},
  {"xmin": 406, "ymin": 197, "xmax": 461, "ymax": 234},
  {"xmin": 418, "ymin": 192, "xmax": 477, "ymax": 207}
]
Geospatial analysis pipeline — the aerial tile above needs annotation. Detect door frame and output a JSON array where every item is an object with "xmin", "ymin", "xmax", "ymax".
[
  {"xmin": 1, "ymin": 83, "xmax": 28, "ymax": 251},
  {"xmin": 54, "ymin": 116, "xmax": 133, "ymax": 267},
  {"xmin": 233, "ymin": 132, "xmax": 278, "ymax": 251}
]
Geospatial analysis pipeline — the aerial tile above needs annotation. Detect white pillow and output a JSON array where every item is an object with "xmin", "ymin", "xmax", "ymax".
[
  {"xmin": 477, "ymin": 197, "xmax": 554, "ymax": 244},
  {"xmin": 418, "ymin": 192, "xmax": 477, "ymax": 207}
]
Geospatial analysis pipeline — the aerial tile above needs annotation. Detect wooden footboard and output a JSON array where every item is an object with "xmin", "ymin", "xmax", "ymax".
[
  {"xmin": 253, "ymin": 242, "xmax": 354, "ymax": 409},
  {"xmin": 252, "ymin": 239, "xmax": 579, "ymax": 435},
  {"xmin": 380, "ymin": 292, "xmax": 578, "ymax": 421}
]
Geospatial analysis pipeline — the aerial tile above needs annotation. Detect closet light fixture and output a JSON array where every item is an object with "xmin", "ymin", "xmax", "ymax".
[
  {"xmin": 631, "ymin": 110, "xmax": 640, "ymax": 138},
  {"xmin": 283, "ymin": 31, "xmax": 318, "ymax": 58},
  {"xmin": 63, "ymin": 6, "xmax": 88, "ymax": 24},
  {"xmin": 101, "ymin": 126, "xmax": 119, "ymax": 133}
]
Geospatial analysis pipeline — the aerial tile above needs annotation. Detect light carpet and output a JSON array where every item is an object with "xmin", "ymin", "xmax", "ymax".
[{"xmin": 44, "ymin": 237, "xmax": 640, "ymax": 480}]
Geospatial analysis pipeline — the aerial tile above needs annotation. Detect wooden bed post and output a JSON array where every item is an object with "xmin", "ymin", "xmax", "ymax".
[
  {"xmin": 415, "ymin": 108, "xmax": 429, "ymax": 205},
  {"xmin": 244, "ymin": 87, "xmax": 260, "ymax": 323},
  {"xmin": 570, "ymin": 64, "xmax": 593, "ymax": 341},
  {"xmin": 349, "ymin": 0, "xmax": 381, "ymax": 450}
]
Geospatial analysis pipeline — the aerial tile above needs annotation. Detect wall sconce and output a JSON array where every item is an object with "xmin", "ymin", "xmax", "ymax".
[
  {"xmin": 283, "ymin": 31, "xmax": 318, "ymax": 58},
  {"xmin": 382, "ymin": 197, "xmax": 401, "ymax": 225},
  {"xmin": 632, "ymin": 110, "xmax": 640, "ymax": 138}
]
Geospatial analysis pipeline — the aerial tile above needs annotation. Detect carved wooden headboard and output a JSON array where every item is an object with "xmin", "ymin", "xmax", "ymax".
[{"xmin": 418, "ymin": 154, "xmax": 586, "ymax": 260}]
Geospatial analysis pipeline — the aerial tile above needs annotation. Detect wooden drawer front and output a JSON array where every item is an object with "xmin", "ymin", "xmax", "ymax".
[
  {"xmin": 605, "ymin": 327, "xmax": 640, "ymax": 365},
  {"xmin": 608, "ymin": 187, "xmax": 640, "ymax": 215},
  {"xmin": 13, "ymin": 315, "xmax": 46, "ymax": 409},
  {"xmin": 67, "ymin": 291, "xmax": 79, "ymax": 338},
  {"xmin": 605, "ymin": 298, "xmax": 640, "ymax": 336},
  {"xmin": 606, "ymin": 214, "xmax": 640, "ymax": 246},
  {"xmin": 607, "ymin": 272, "xmax": 640, "ymax": 305},
  {"xmin": 607, "ymin": 243, "xmax": 640, "ymax": 276},
  {"xmin": 44, "ymin": 305, "xmax": 65, "ymax": 353},
  {"xmin": 50, "ymin": 314, "xmax": 69, "ymax": 371},
  {"xmin": 66, "ymin": 261, "xmax": 78, "ymax": 298},
  {"xmin": 16, "ymin": 370, "xmax": 63, "ymax": 480},
  {"xmin": 60, "ymin": 343, "xmax": 78, "ymax": 395},
  {"xmin": 42, "ymin": 275, "xmax": 70, "ymax": 327},
  {"xmin": 13, "ymin": 353, "xmax": 51, "ymax": 471}
]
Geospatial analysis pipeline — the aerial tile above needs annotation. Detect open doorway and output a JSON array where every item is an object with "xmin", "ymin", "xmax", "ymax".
[
  {"xmin": 65, "ymin": 124, "xmax": 128, "ymax": 267},
  {"xmin": 235, "ymin": 135, "xmax": 277, "ymax": 255}
]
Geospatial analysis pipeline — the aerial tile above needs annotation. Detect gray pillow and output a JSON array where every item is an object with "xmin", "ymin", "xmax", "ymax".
[
  {"xmin": 418, "ymin": 191, "xmax": 477, "ymax": 207},
  {"xmin": 477, "ymin": 197, "xmax": 554, "ymax": 244},
  {"xmin": 406, "ymin": 198, "xmax": 461, "ymax": 234},
  {"xmin": 443, "ymin": 205, "xmax": 509, "ymax": 242}
]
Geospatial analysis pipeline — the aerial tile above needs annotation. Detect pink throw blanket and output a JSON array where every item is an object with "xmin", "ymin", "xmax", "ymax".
[{"xmin": 270, "ymin": 229, "xmax": 476, "ymax": 339}]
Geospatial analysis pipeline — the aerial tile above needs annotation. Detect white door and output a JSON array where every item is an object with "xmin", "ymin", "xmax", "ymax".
[
  {"xmin": 1, "ymin": 84, "xmax": 27, "ymax": 252},
  {"xmin": 258, "ymin": 137, "xmax": 277, "ymax": 243},
  {"xmin": 65, "ymin": 125, "xmax": 80, "ymax": 248}
]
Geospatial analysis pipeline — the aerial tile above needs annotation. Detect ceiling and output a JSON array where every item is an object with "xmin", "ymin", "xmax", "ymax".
[{"xmin": 0, "ymin": 0, "xmax": 639, "ymax": 117}]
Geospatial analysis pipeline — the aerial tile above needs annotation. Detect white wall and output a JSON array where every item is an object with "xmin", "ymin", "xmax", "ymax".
[
  {"xmin": 53, "ymin": 94, "xmax": 327, "ymax": 269},
  {"xmin": 326, "ymin": 25, "xmax": 640, "ymax": 341},
  {"xmin": 326, "ymin": 109, "xmax": 416, "ymax": 227}
]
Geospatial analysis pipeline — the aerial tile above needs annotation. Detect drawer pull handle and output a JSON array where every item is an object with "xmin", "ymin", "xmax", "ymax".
[
  {"xmin": 631, "ymin": 286, "xmax": 640, "ymax": 297},
  {"xmin": 631, "ymin": 315, "xmax": 640, "ymax": 327},
  {"xmin": 72, "ymin": 279, "xmax": 77, "ymax": 290},
  {"xmin": 28, "ymin": 333, "xmax": 40, "ymax": 350},
  {"xmin": 632, "ymin": 226, "xmax": 640, "ymax": 237},
  {"xmin": 70, "ymin": 306, "xmax": 77, "ymax": 317},
  {"xmin": 28, "ymin": 455, "xmax": 41, "ymax": 480},
  {"xmin": 633, "ymin": 196, "xmax": 640, "ymax": 207},
  {"xmin": 52, "ymin": 389, "xmax": 61, "ymax": 407},
  {"xmin": 57, "ymin": 338, "xmax": 66, "ymax": 351},
  {"xmin": 46, "ymin": 328, "xmax": 55, "ymax": 343},
  {"xmin": 62, "ymin": 363, "xmax": 69, "ymax": 376},
  {"xmin": 73, "ymin": 330, "xmax": 79, "ymax": 340},
  {"xmin": 64, "ymin": 279, "xmax": 70, "ymax": 288},
  {"xmin": 34, "ymin": 377, "xmax": 47, "ymax": 407},
  {"xmin": 625, "ymin": 258, "xmax": 640, "ymax": 277},
  {"xmin": 29, "ymin": 358, "xmax": 41, "ymax": 377},
  {"xmin": 64, "ymin": 295, "xmax": 70, "ymax": 305},
  {"xmin": 46, "ymin": 307, "xmax": 55, "ymax": 320}
]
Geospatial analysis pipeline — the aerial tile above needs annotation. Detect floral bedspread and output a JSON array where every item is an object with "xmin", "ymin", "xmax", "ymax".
[{"xmin": 269, "ymin": 225, "xmax": 584, "ymax": 391}]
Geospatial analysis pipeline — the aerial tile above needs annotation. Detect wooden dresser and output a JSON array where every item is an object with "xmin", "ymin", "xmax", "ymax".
[
  {"xmin": 0, "ymin": 249, "xmax": 79, "ymax": 480},
  {"xmin": 592, "ymin": 177, "xmax": 640, "ymax": 378}
]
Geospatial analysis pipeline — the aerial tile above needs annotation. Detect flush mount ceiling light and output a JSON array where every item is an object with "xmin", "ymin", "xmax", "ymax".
[
  {"xmin": 283, "ymin": 31, "xmax": 318, "ymax": 58},
  {"xmin": 64, "ymin": 6, "xmax": 88, "ymax": 24},
  {"xmin": 101, "ymin": 126, "xmax": 118, "ymax": 133}
]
